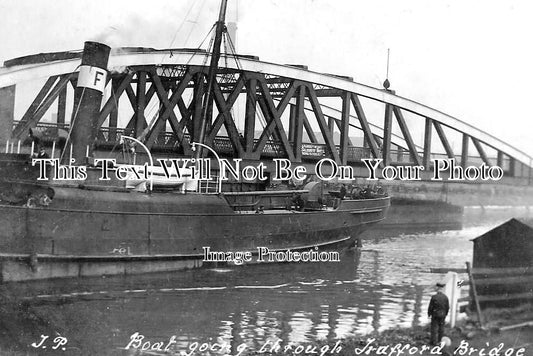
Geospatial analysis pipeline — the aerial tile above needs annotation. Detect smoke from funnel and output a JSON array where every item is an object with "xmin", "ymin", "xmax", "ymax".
[{"xmin": 88, "ymin": 2, "xmax": 220, "ymax": 52}]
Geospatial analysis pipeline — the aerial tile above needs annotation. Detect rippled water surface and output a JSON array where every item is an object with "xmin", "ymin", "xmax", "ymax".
[{"xmin": 0, "ymin": 207, "xmax": 530, "ymax": 355}]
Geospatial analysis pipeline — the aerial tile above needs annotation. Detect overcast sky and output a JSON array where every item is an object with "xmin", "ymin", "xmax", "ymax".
[{"xmin": 1, "ymin": 0, "xmax": 532, "ymax": 157}]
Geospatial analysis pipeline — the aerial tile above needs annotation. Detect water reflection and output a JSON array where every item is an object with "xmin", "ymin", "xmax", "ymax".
[{"xmin": 0, "ymin": 207, "xmax": 531, "ymax": 355}]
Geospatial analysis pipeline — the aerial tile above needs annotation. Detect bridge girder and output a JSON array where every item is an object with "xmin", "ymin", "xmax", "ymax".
[{"xmin": 0, "ymin": 48, "xmax": 531, "ymax": 181}]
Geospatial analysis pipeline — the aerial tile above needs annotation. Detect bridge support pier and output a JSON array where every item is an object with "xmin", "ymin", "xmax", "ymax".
[{"xmin": 0, "ymin": 85, "xmax": 15, "ymax": 145}]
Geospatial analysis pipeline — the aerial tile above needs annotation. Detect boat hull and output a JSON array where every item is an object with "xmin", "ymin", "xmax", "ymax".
[
  {"xmin": 0, "ymin": 231, "xmax": 358, "ymax": 282},
  {"xmin": 0, "ymin": 187, "xmax": 389, "ymax": 282}
]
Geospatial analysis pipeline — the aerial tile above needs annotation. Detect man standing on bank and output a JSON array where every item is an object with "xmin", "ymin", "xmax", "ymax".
[{"xmin": 428, "ymin": 282, "xmax": 449, "ymax": 345}]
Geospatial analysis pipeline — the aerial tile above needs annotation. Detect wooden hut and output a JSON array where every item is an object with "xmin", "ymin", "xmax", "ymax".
[
  {"xmin": 470, "ymin": 218, "xmax": 533, "ymax": 308},
  {"xmin": 472, "ymin": 218, "xmax": 533, "ymax": 268}
]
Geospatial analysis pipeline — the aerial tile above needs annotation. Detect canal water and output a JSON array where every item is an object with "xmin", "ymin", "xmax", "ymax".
[{"xmin": 0, "ymin": 207, "xmax": 531, "ymax": 355}]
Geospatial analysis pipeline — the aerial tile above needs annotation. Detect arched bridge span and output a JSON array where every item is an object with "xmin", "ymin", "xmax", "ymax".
[{"xmin": 0, "ymin": 47, "xmax": 531, "ymax": 184}]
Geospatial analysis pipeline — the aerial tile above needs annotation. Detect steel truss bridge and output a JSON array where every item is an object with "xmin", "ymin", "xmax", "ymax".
[{"xmin": 0, "ymin": 47, "xmax": 531, "ymax": 186}]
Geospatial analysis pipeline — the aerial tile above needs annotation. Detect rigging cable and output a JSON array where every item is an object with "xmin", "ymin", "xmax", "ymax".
[
  {"xmin": 183, "ymin": 0, "xmax": 208, "ymax": 48},
  {"xmin": 167, "ymin": 0, "xmax": 197, "ymax": 48},
  {"xmin": 60, "ymin": 85, "xmax": 86, "ymax": 163},
  {"xmin": 159, "ymin": 0, "xmax": 198, "ymax": 65}
]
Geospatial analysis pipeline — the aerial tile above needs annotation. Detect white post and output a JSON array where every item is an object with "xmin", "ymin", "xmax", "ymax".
[
  {"xmin": 51, "ymin": 141, "xmax": 56, "ymax": 159},
  {"xmin": 30, "ymin": 141, "xmax": 34, "ymax": 156},
  {"xmin": 17, "ymin": 140, "xmax": 21, "ymax": 154},
  {"xmin": 5, "ymin": 140, "xmax": 8, "ymax": 153},
  {"xmin": 444, "ymin": 271, "xmax": 459, "ymax": 328}
]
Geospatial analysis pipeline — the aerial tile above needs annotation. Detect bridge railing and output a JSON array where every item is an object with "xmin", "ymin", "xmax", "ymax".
[
  {"xmin": 12, "ymin": 122, "xmax": 511, "ymax": 170},
  {"xmin": 16, "ymin": 122, "xmax": 376, "ymax": 164},
  {"xmin": 429, "ymin": 152, "xmax": 511, "ymax": 172}
]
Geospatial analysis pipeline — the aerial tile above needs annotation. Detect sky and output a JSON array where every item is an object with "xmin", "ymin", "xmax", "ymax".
[{"xmin": 1, "ymin": 0, "xmax": 532, "ymax": 158}]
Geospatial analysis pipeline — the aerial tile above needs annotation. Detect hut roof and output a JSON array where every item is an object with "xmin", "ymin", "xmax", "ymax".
[{"xmin": 471, "ymin": 218, "xmax": 533, "ymax": 242}]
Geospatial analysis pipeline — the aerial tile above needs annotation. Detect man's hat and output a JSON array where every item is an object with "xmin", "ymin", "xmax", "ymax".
[{"xmin": 436, "ymin": 282, "xmax": 445, "ymax": 288}]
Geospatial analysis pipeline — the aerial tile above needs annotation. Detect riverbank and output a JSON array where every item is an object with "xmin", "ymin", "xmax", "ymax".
[
  {"xmin": 1, "ymin": 298, "xmax": 532, "ymax": 355},
  {"xmin": 335, "ymin": 304, "xmax": 533, "ymax": 356}
]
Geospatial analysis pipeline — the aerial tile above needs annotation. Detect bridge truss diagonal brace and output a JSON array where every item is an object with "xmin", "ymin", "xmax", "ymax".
[
  {"xmin": 432, "ymin": 121, "xmax": 455, "ymax": 159},
  {"xmin": 146, "ymin": 69, "xmax": 192, "ymax": 148},
  {"xmin": 57, "ymin": 82, "xmax": 67, "ymax": 125},
  {"xmin": 146, "ymin": 70, "xmax": 194, "ymax": 154},
  {"xmin": 350, "ymin": 93, "xmax": 380, "ymax": 160},
  {"xmin": 35, "ymin": 74, "xmax": 74, "ymax": 125},
  {"xmin": 256, "ymin": 96, "xmax": 283, "ymax": 149},
  {"xmin": 123, "ymin": 83, "xmax": 157, "ymax": 137},
  {"xmin": 302, "ymin": 112, "xmax": 318, "ymax": 144},
  {"xmin": 252, "ymin": 76, "xmax": 296, "ymax": 161},
  {"xmin": 133, "ymin": 84, "xmax": 160, "ymax": 141},
  {"xmin": 243, "ymin": 77, "xmax": 257, "ymax": 155},
  {"xmin": 97, "ymin": 72, "xmax": 135, "ymax": 128},
  {"xmin": 124, "ymin": 85, "xmax": 137, "ymax": 115},
  {"xmin": 205, "ymin": 76, "xmax": 246, "ymax": 156},
  {"xmin": 332, "ymin": 116, "xmax": 353, "ymax": 147},
  {"xmin": 392, "ymin": 106, "xmax": 422, "ymax": 166},
  {"xmin": 143, "ymin": 87, "xmax": 173, "ymax": 148},
  {"xmin": 471, "ymin": 137, "xmax": 490, "ymax": 165},
  {"xmin": 305, "ymin": 84, "xmax": 341, "ymax": 163},
  {"xmin": 105, "ymin": 79, "xmax": 120, "ymax": 142},
  {"xmin": 12, "ymin": 75, "xmax": 64, "ymax": 139}
]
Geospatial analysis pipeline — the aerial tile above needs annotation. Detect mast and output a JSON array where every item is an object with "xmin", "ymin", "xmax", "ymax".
[{"xmin": 194, "ymin": 0, "xmax": 228, "ymax": 159}]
